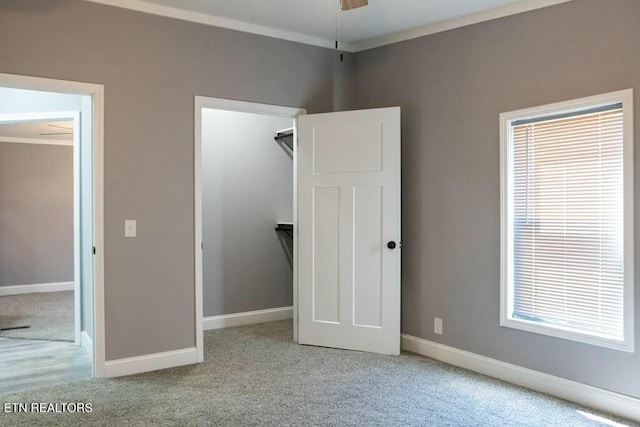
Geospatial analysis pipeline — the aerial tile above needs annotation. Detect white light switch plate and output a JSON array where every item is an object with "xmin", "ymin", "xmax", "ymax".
[{"xmin": 125, "ymin": 220, "xmax": 136, "ymax": 237}]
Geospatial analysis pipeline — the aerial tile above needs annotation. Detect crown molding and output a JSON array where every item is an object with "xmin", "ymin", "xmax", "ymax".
[
  {"xmin": 350, "ymin": 0, "xmax": 576, "ymax": 52},
  {"xmin": 83, "ymin": 0, "xmax": 575, "ymax": 53},
  {"xmin": 83, "ymin": 0, "xmax": 345, "ymax": 51},
  {"xmin": 0, "ymin": 136, "xmax": 73, "ymax": 146}
]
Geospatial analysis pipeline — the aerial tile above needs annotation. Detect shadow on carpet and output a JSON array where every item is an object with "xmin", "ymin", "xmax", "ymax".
[
  {"xmin": 0, "ymin": 320, "xmax": 636, "ymax": 426},
  {"xmin": 0, "ymin": 291, "xmax": 74, "ymax": 342}
]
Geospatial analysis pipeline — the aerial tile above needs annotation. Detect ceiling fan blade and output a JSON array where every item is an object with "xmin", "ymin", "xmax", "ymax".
[
  {"xmin": 47, "ymin": 123, "xmax": 73, "ymax": 131},
  {"xmin": 340, "ymin": 0, "xmax": 368, "ymax": 11}
]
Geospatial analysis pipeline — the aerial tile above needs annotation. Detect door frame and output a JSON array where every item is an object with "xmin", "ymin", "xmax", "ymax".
[
  {"xmin": 0, "ymin": 72, "xmax": 106, "ymax": 378},
  {"xmin": 0, "ymin": 110, "xmax": 81, "ymax": 345},
  {"xmin": 194, "ymin": 96, "xmax": 306, "ymax": 362}
]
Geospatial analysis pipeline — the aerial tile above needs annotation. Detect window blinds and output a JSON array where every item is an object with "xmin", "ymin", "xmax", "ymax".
[{"xmin": 511, "ymin": 104, "xmax": 624, "ymax": 340}]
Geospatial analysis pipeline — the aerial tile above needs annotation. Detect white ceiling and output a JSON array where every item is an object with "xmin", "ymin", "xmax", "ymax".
[
  {"xmin": 0, "ymin": 121, "xmax": 74, "ymax": 145},
  {"xmin": 86, "ymin": 0, "xmax": 574, "ymax": 51}
]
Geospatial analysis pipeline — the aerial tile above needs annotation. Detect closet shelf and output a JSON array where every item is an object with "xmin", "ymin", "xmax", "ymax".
[
  {"xmin": 274, "ymin": 128, "xmax": 294, "ymax": 151},
  {"xmin": 275, "ymin": 221, "xmax": 293, "ymax": 238}
]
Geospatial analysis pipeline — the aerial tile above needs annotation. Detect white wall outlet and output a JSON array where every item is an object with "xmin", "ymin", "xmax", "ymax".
[
  {"xmin": 434, "ymin": 317, "xmax": 443, "ymax": 335},
  {"xmin": 125, "ymin": 219, "xmax": 136, "ymax": 237}
]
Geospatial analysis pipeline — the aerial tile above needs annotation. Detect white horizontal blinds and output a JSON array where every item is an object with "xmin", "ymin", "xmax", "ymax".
[{"xmin": 511, "ymin": 105, "xmax": 624, "ymax": 339}]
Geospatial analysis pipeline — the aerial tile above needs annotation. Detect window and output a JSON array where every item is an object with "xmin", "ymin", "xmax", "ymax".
[{"xmin": 500, "ymin": 90, "xmax": 634, "ymax": 351}]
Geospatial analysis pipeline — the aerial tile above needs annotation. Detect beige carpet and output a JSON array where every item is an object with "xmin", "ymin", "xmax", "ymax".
[
  {"xmin": 0, "ymin": 321, "xmax": 635, "ymax": 426},
  {"xmin": 0, "ymin": 291, "xmax": 74, "ymax": 342}
]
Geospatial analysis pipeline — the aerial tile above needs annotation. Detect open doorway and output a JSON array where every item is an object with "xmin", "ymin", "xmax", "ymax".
[
  {"xmin": 0, "ymin": 111, "xmax": 88, "ymax": 391},
  {"xmin": 194, "ymin": 99, "xmax": 402, "ymax": 360},
  {"xmin": 194, "ymin": 97, "xmax": 305, "ymax": 362},
  {"xmin": 0, "ymin": 113, "xmax": 79, "ymax": 342},
  {"xmin": 0, "ymin": 75, "xmax": 105, "ymax": 387}
]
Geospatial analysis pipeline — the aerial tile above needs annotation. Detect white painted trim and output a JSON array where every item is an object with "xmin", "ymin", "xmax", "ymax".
[
  {"xmin": 0, "ymin": 111, "xmax": 79, "ymax": 123},
  {"xmin": 82, "ymin": 0, "xmax": 575, "ymax": 53},
  {"xmin": 71, "ymin": 111, "xmax": 81, "ymax": 346},
  {"xmin": 81, "ymin": 331, "xmax": 93, "ymax": 361},
  {"xmin": 194, "ymin": 96, "xmax": 305, "ymax": 362},
  {"xmin": 401, "ymin": 334, "xmax": 640, "ymax": 423},
  {"xmin": 91, "ymin": 81, "xmax": 106, "ymax": 380},
  {"xmin": 104, "ymin": 347, "xmax": 197, "ymax": 378},
  {"xmin": 194, "ymin": 98, "xmax": 204, "ymax": 363},
  {"xmin": 0, "ymin": 72, "xmax": 106, "ymax": 380},
  {"xmin": 0, "ymin": 136, "xmax": 73, "ymax": 146},
  {"xmin": 351, "ymin": 0, "xmax": 576, "ymax": 51},
  {"xmin": 292, "ymin": 118, "xmax": 299, "ymax": 344},
  {"xmin": 83, "ymin": 0, "xmax": 337, "ymax": 50},
  {"xmin": 196, "ymin": 97, "xmax": 306, "ymax": 118},
  {"xmin": 203, "ymin": 307, "xmax": 294, "ymax": 331},
  {"xmin": 499, "ymin": 89, "xmax": 634, "ymax": 353},
  {"xmin": 0, "ymin": 282, "xmax": 74, "ymax": 296}
]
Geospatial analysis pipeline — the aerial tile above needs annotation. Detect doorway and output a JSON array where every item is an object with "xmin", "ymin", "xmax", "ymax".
[
  {"xmin": 0, "ymin": 112, "xmax": 79, "ymax": 342},
  {"xmin": 194, "ymin": 99, "xmax": 402, "ymax": 360},
  {"xmin": 194, "ymin": 97, "xmax": 305, "ymax": 362},
  {"xmin": 0, "ymin": 73, "xmax": 105, "ymax": 381}
]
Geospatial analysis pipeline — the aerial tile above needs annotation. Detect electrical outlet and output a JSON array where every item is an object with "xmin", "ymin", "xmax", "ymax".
[{"xmin": 434, "ymin": 317, "xmax": 443, "ymax": 335}]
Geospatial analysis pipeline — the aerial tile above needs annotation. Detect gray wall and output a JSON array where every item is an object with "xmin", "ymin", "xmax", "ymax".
[
  {"xmin": 202, "ymin": 110, "xmax": 293, "ymax": 317},
  {"xmin": 353, "ymin": 0, "xmax": 640, "ymax": 398},
  {"xmin": 0, "ymin": 142, "xmax": 73, "ymax": 286},
  {"xmin": 4, "ymin": 0, "xmax": 636, "ymax": 399},
  {"xmin": 0, "ymin": 0, "xmax": 349, "ymax": 360}
]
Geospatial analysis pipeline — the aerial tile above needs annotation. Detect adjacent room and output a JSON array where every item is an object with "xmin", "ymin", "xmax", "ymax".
[
  {"xmin": 0, "ymin": 87, "xmax": 96, "ymax": 394},
  {"xmin": 0, "ymin": 0, "xmax": 638, "ymax": 425}
]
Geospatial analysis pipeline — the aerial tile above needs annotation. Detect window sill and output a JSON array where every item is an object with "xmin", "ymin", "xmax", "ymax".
[{"xmin": 500, "ymin": 317, "xmax": 634, "ymax": 353}]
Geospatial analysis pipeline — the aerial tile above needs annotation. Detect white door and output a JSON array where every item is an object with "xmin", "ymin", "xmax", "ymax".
[{"xmin": 296, "ymin": 107, "xmax": 401, "ymax": 355}]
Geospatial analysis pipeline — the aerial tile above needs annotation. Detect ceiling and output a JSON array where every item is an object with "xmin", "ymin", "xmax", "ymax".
[
  {"xmin": 85, "ymin": 0, "xmax": 573, "ymax": 51},
  {"xmin": 0, "ymin": 121, "xmax": 74, "ymax": 145}
]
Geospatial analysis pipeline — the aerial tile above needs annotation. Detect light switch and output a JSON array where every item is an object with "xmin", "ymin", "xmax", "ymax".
[{"xmin": 125, "ymin": 220, "xmax": 136, "ymax": 237}]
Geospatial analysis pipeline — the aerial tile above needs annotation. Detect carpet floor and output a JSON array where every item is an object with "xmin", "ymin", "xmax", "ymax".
[
  {"xmin": 0, "ymin": 291, "xmax": 74, "ymax": 342},
  {"xmin": 0, "ymin": 320, "xmax": 635, "ymax": 426}
]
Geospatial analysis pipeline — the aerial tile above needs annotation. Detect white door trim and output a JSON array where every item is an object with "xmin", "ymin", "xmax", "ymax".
[
  {"xmin": 0, "ymin": 72, "xmax": 105, "ymax": 378},
  {"xmin": 0, "ymin": 110, "xmax": 81, "ymax": 345},
  {"xmin": 194, "ymin": 96, "xmax": 306, "ymax": 362}
]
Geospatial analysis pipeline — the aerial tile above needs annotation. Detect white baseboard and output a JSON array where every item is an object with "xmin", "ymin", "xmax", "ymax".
[
  {"xmin": 401, "ymin": 334, "xmax": 640, "ymax": 423},
  {"xmin": 104, "ymin": 347, "xmax": 198, "ymax": 378},
  {"xmin": 80, "ymin": 331, "xmax": 93, "ymax": 361},
  {"xmin": 0, "ymin": 281, "xmax": 74, "ymax": 296},
  {"xmin": 203, "ymin": 306, "xmax": 293, "ymax": 331}
]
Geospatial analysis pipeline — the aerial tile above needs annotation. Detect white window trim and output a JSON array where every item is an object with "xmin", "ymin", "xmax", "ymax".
[{"xmin": 499, "ymin": 89, "xmax": 635, "ymax": 352}]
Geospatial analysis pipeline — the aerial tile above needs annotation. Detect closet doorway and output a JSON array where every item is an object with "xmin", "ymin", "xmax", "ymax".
[
  {"xmin": 194, "ymin": 97, "xmax": 305, "ymax": 362},
  {"xmin": 194, "ymin": 98, "xmax": 401, "ymax": 360}
]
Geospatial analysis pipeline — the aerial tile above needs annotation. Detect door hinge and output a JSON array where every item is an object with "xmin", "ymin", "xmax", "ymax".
[
  {"xmin": 93, "ymin": 246, "xmax": 96, "ymax": 255},
  {"xmin": 201, "ymin": 241, "xmax": 204, "ymax": 250}
]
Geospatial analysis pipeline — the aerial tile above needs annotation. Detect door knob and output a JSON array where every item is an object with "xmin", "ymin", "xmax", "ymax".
[{"xmin": 387, "ymin": 241, "xmax": 397, "ymax": 249}]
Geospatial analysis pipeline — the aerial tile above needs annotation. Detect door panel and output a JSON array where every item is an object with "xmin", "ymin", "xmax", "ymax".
[
  {"xmin": 313, "ymin": 121, "xmax": 383, "ymax": 173},
  {"xmin": 312, "ymin": 187, "xmax": 341, "ymax": 324},
  {"xmin": 297, "ymin": 107, "xmax": 401, "ymax": 355},
  {"xmin": 353, "ymin": 186, "xmax": 383, "ymax": 328}
]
